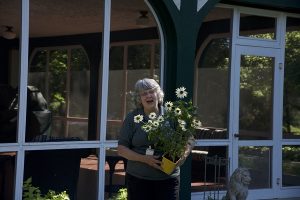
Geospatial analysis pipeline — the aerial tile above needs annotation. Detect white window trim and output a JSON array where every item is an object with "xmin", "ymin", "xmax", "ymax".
[{"xmin": 13, "ymin": 1, "xmax": 30, "ymax": 199}]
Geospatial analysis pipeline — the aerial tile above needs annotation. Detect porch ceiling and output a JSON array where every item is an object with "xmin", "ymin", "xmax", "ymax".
[
  {"xmin": 0, "ymin": 0, "xmax": 155, "ymax": 38},
  {"xmin": 0, "ymin": 0, "xmax": 232, "ymax": 39}
]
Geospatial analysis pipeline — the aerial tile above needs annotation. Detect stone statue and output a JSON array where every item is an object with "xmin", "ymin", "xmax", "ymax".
[{"xmin": 223, "ymin": 167, "xmax": 251, "ymax": 200}]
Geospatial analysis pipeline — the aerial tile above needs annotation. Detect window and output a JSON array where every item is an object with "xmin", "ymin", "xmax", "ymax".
[
  {"xmin": 192, "ymin": 6, "xmax": 233, "ymax": 195},
  {"xmin": 195, "ymin": 38, "xmax": 230, "ymax": 140},
  {"xmin": 29, "ymin": 46, "xmax": 90, "ymax": 140},
  {"xmin": 239, "ymin": 13, "xmax": 276, "ymax": 40},
  {"xmin": 283, "ymin": 17, "xmax": 300, "ymax": 139},
  {"xmin": 0, "ymin": 0, "xmax": 163, "ymax": 199},
  {"xmin": 107, "ymin": 41, "xmax": 160, "ymax": 140}
]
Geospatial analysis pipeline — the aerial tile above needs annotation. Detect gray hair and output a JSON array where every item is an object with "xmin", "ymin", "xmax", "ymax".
[{"xmin": 134, "ymin": 78, "xmax": 164, "ymax": 108}]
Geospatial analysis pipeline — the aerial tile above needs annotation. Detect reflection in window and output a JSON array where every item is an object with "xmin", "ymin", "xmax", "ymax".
[
  {"xmin": 191, "ymin": 146, "xmax": 229, "ymax": 195},
  {"xmin": 29, "ymin": 47, "xmax": 90, "ymax": 140},
  {"xmin": 30, "ymin": 50, "xmax": 47, "ymax": 93},
  {"xmin": 23, "ymin": 148, "xmax": 98, "ymax": 200},
  {"xmin": 239, "ymin": 55, "xmax": 274, "ymax": 140},
  {"xmin": 282, "ymin": 146, "xmax": 300, "ymax": 187},
  {"xmin": 0, "ymin": 152, "xmax": 16, "ymax": 199},
  {"xmin": 283, "ymin": 17, "xmax": 300, "ymax": 139},
  {"xmin": 105, "ymin": 148, "xmax": 127, "ymax": 198},
  {"xmin": 239, "ymin": 13, "xmax": 276, "ymax": 40},
  {"xmin": 239, "ymin": 146, "xmax": 272, "ymax": 189},
  {"xmin": 107, "ymin": 42, "xmax": 160, "ymax": 140},
  {"xmin": 107, "ymin": 0, "xmax": 161, "ymax": 141},
  {"xmin": 126, "ymin": 44, "xmax": 152, "ymax": 114},
  {"xmin": 195, "ymin": 38, "xmax": 230, "ymax": 139},
  {"xmin": 0, "ymin": 85, "xmax": 18, "ymax": 143},
  {"xmin": 108, "ymin": 46, "xmax": 125, "ymax": 122},
  {"xmin": 70, "ymin": 48, "xmax": 90, "ymax": 118},
  {"xmin": 49, "ymin": 49, "xmax": 68, "ymax": 116}
]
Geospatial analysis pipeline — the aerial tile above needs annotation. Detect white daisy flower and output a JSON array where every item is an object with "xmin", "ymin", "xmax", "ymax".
[
  {"xmin": 157, "ymin": 116, "xmax": 164, "ymax": 122},
  {"xmin": 175, "ymin": 87, "xmax": 188, "ymax": 99},
  {"xmin": 165, "ymin": 101, "xmax": 173, "ymax": 111},
  {"xmin": 181, "ymin": 126, "xmax": 187, "ymax": 131},
  {"xmin": 142, "ymin": 125, "xmax": 152, "ymax": 132},
  {"xmin": 149, "ymin": 112, "xmax": 157, "ymax": 119},
  {"xmin": 178, "ymin": 119, "xmax": 186, "ymax": 126},
  {"xmin": 153, "ymin": 121, "xmax": 159, "ymax": 127},
  {"xmin": 134, "ymin": 114, "xmax": 143, "ymax": 123},
  {"xmin": 192, "ymin": 119, "xmax": 202, "ymax": 129},
  {"xmin": 179, "ymin": 123, "xmax": 185, "ymax": 129},
  {"xmin": 174, "ymin": 108, "xmax": 182, "ymax": 116}
]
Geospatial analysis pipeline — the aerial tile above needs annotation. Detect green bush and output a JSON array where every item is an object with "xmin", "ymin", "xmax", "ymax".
[
  {"xmin": 109, "ymin": 188, "xmax": 127, "ymax": 200},
  {"xmin": 23, "ymin": 178, "xmax": 70, "ymax": 200}
]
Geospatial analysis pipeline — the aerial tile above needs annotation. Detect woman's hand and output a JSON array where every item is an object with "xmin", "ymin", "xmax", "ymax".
[
  {"xmin": 118, "ymin": 145, "xmax": 162, "ymax": 170},
  {"xmin": 142, "ymin": 155, "xmax": 162, "ymax": 170}
]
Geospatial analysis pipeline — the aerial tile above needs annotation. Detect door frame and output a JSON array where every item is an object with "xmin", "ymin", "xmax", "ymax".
[
  {"xmin": 192, "ymin": 4, "xmax": 300, "ymax": 200},
  {"xmin": 230, "ymin": 45, "xmax": 283, "ymax": 199},
  {"xmin": 228, "ymin": 6, "xmax": 288, "ymax": 199}
]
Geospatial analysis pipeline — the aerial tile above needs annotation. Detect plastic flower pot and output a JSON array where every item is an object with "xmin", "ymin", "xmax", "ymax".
[{"xmin": 161, "ymin": 156, "xmax": 177, "ymax": 175}]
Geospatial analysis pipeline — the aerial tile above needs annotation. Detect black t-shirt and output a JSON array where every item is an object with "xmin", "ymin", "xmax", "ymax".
[{"xmin": 118, "ymin": 108, "xmax": 179, "ymax": 180}]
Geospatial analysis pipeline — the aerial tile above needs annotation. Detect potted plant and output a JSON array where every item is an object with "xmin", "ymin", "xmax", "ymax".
[{"xmin": 134, "ymin": 87, "xmax": 201, "ymax": 174}]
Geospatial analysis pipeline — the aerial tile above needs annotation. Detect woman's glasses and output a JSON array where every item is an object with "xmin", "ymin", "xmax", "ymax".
[{"xmin": 140, "ymin": 89, "xmax": 156, "ymax": 97}]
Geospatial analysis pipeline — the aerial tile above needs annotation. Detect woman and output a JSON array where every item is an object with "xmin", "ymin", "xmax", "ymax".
[{"xmin": 118, "ymin": 78, "xmax": 192, "ymax": 200}]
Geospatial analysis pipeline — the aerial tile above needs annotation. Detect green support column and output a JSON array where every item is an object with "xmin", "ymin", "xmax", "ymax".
[
  {"xmin": 148, "ymin": 0, "xmax": 220, "ymax": 199},
  {"xmin": 149, "ymin": 0, "xmax": 299, "ymax": 199}
]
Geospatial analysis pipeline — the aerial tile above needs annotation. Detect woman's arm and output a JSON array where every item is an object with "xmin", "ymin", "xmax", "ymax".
[{"xmin": 117, "ymin": 144, "xmax": 162, "ymax": 170}]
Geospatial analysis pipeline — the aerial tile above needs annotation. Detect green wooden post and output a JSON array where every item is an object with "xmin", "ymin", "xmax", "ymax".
[
  {"xmin": 148, "ymin": 0, "xmax": 220, "ymax": 199},
  {"xmin": 148, "ymin": 0, "xmax": 299, "ymax": 199}
]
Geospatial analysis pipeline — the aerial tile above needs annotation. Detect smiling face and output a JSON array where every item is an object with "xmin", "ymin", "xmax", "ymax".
[
  {"xmin": 134, "ymin": 78, "xmax": 164, "ymax": 114},
  {"xmin": 139, "ymin": 88, "xmax": 159, "ymax": 115}
]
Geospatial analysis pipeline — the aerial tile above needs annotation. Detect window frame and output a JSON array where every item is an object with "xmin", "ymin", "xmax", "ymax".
[{"xmin": 0, "ymin": 0, "xmax": 164, "ymax": 199}]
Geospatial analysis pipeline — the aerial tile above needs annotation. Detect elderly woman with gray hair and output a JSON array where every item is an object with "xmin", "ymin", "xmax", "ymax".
[{"xmin": 118, "ymin": 78, "xmax": 193, "ymax": 200}]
